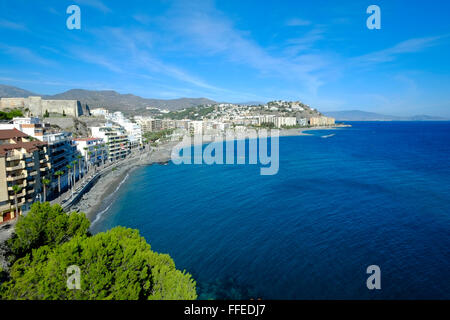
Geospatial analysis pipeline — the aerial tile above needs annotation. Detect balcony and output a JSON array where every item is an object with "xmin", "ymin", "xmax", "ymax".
[
  {"xmin": 6, "ymin": 153, "xmax": 22, "ymax": 161},
  {"xmin": 7, "ymin": 182, "xmax": 27, "ymax": 191},
  {"xmin": 6, "ymin": 173, "xmax": 27, "ymax": 182},
  {"xmin": 6, "ymin": 163, "xmax": 26, "ymax": 171},
  {"xmin": 0, "ymin": 203, "xmax": 11, "ymax": 213},
  {"xmin": 9, "ymin": 189, "xmax": 26, "ymax": 200}
]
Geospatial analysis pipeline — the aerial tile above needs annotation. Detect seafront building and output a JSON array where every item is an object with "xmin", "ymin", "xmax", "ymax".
[
  {"xmin": 90, "ymin": 124, "xmax": 130, "ymax": 161},
  {"xmin": 257, "ymin": 115, "xmax": 297, "ymax": 128},
  {"xmin": 73, "ymin": 137, "xmax": 106, "ymax": 169},
  {"xmin": 136, "ymin": 117, "xmax": 163, "ymax": 133},
  {"xmin": 0, "ymin": 129, "xmax": 50, "ymax": 223},
  {"xmin": 0, "ymin": 117, "xmax": 81, "ymax": 195},
  {"xmin": 308, "ymin": 116, "xmax": 335, "ymax": 126},
  {"xmin": 106, "ymin": 112, "xmax": 142, "ymax": 148},
  {"xmin": 0, "ymin": 117, "xmax": 51, "ymax": 138},
  {"xmin": 189, "ymin": 121, "xmax": 203, "ymax": 135},
  {"xmin": 42, "ymin": 132, "xmax": 80, "ymax": 195}
]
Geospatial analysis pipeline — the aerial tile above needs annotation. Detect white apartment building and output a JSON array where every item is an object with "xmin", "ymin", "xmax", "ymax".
[
  {"xmin": 258, "ymin": 115, "xmax": 297, "ymax": 128},
  {"xmin": 189, "ymin": 121, "xmax": 203, "ymax": 135},
  {"xmin": 73, "ymin": 137, "xmax": 106, "ymax": 169},
  {"xmin": 106, "ymin": 112, "xmax": 142, "ymax": 147},
  {"xmin": 90, "ymin": 124, "xmax": 130, "ymax": 161},
  {"xmin": 274, "ymin": 117, "xmax": 297, "ymax": 128},
  {"xmin": 90, "ymin": 108, "xmax": 109, "ymax": 117},
  {"xmin": 42, "ymin": 132, "xmax": 80, "ymax": 195}
]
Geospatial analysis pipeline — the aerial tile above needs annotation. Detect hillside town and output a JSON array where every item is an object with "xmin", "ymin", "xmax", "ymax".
[{"xmin": 0, "ymin": 96, "xmax": 335, "ymax": 224}]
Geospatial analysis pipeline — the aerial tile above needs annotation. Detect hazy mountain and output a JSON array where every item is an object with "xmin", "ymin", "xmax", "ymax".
[
  {"xmin": 0, "ymin": 85, "xmax": 217, "ymax": 112},
  {"xmin": 325, "ymin": 110, "xmax": 448, "ymax": 121},
  {"xmin": 45, "ymin": 89, "xmax": 217, "ymax": 112},
  {"xmin": 0, "ymin": 84, "xmax": 37, "ymax": 98}
]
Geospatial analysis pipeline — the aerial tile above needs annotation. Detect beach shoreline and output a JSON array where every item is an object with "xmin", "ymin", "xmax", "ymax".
[{"xmin": 68, "ymin": 124, "xmax": 350, "ymax": 224}]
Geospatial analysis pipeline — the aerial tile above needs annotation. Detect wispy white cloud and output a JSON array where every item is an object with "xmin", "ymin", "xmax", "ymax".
[
  {"xmin": 76, "ymin": 51, "xmax": 123, "ymax": 73},
  {"xmin": 162, "ymin": 2, "xmax": 331, "ymax": 96},
  {"xmin": 284, "ymin": 27, "xmax": 326, "ymax": 55},
  {"xmin": 0, "ymin": 19, "xmax": 28, "ymax": 31},
  {"xmin": 0, "ymin": 44, "xmax": 54, "ymax": 66},
  {"xmin": 285, "ymin": 18, "xmax": 312, "ymax": 27},
  {"xmin": 351, "ymin": 35, "xmax": 448, "ymax": 66},
  {"xmin": 73, "ymin": 27, "xmax": 227, "ymax": 94},
  {"xmin": 133, "ymin": 14, "xmax": 152, "ymax": 25},
  {"xmin": 74, "ymin": 0, "xmax": 111, "ymax": 13}
]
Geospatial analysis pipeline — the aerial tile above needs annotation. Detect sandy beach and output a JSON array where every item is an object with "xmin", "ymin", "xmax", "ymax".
[{"xmin": 69, "ymin": 141, "xmax": 181, "ymax": 220}]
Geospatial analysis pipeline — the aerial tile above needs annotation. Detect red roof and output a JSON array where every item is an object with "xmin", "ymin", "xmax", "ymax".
[
  {"xmin": 0, "ymin": 128, "xmax": 28, "ymax": 140},
  {"xmin": 0, "ymin": 128, "xmax": 47, "ymax": 156}
]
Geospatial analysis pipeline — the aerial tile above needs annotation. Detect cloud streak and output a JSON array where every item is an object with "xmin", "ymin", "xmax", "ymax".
[
  {"xmin": 74, "ymin": 0, "xmax": 111, "ymax": 13},
  {"xmin": 285, "ymin": 18, "xmax": 312, "ymax": 27},
  {"xmin": 0, "ymin": 44, "xmax": 54, "ymax": 66},
  {"xmin": 0, "ymin": 19, "xmax": 28, "ymax": 31},
  {"xmin": 351, "ymin": 35, "xmax": 448, "ymax": 66}
]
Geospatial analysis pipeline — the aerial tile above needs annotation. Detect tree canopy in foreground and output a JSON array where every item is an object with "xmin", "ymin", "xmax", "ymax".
[{"xmin": 0, "ymin": 203, "xmax": 197, "ymax": 300}]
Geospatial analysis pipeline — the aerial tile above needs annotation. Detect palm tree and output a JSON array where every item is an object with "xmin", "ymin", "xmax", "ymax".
[
  {"xmin": 71, "ymin": 160, "xmax": 78, "ymax": 188},
  {"xmin": 54, "ymin": 170, "xmax": 64, "ymax": 202},
  {"xmin": 76, "ymin": 155, "xmax": 83, "ymax": 180},
  {"xmin": 101, "ymin": 144, "xmax": 107, "ymax": 167},
  {"xmin": 83, "ymin": 147, "xmax": 89, "ymax": 176},
  {"xmin": 12, "ymin": 185, "xmax": 22, "ymax": 218},
  {"xmin": 42, "ymin": 178, "xmax": 50, "ymax": 202},
  {"xmin": 88, "ymin": 151, "xmax": 92, "ymax": 176},
  {"xmin": 94, "ymin": 145, "xmax": 99, "ymax": 171},
  {"xmin": 66, "ymin": 164, "xmax": 72, "ymax": 199}
]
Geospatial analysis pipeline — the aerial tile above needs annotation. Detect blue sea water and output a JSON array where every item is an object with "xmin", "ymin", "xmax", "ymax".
[{"xmin": 90, "ymin": 122, "xmax": 450, "ymax": 299}]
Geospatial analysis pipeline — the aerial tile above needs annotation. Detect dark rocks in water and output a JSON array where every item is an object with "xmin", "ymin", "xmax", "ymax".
[{"xmin": 196, "ymin": 275, "xmax": 262, "ymax": 300}]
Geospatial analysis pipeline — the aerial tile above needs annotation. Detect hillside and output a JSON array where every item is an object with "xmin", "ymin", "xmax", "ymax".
[
  {"xmin": 0, "ymin": 84, "xmax": 217, "ymax": 113},
  {"xmin": 0, "ymin": 84, "xmax": 37, "ymax": 98}
]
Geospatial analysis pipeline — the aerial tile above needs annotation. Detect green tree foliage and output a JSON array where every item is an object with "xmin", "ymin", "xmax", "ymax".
[
  {"xmin": 5, "ymin": 202, "xmax": 90, "ymax": 263},
  {"xmin": 1, "ymin": 227, "xmax": 197, "ymax": 300},
  {"xmin": 0, "ymin": 202, "xmax": 197, "ymax": 300},
  {"xmin": 0, "ymin": 109, "xmax": 23, "ymax": 120},
  {"xmin": 143, "ymin": 129, "xmax": 174, "ymax": 143}
]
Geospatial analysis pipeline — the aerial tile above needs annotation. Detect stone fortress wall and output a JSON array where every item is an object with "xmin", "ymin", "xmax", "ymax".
[{"xmin": 0, "ymin": 96, "xmax": 85, "ymax": 117}]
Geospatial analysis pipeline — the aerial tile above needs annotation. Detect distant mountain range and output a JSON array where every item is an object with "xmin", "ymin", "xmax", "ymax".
[
  {"xmin": 325, "ymin": 110, "xmax": 448, "ymax": 121},
  {"xmin": 0, "ymin": 84, "xmax": 37, "ymax": 98},
  {"xmin": 1, "ymin": 85, "xmax": 448, "ymax": 120},
  {"xmin": 0, "ymin": 84, "xmax": 217, "ymax": 112}
]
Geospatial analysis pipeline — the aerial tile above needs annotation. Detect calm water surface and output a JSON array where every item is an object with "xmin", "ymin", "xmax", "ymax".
[{"xmin": 91, "ymin": 122, "xmax": 450, "ymax": 299}]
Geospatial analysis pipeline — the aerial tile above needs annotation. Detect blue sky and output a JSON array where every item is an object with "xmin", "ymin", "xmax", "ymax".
[{"xmin": 0, "ymin": 0, "xmax": 449, "ymax": 116}]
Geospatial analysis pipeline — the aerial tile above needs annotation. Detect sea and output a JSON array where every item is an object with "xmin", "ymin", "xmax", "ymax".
[{"xmin": 90, "ymin": 121, "xmax": 450, "ymax": 299}]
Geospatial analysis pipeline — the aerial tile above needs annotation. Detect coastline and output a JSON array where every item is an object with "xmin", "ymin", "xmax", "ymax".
[{"xmin": 68, "ymin": 124, "xmax": 350, "ymax": 225}]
